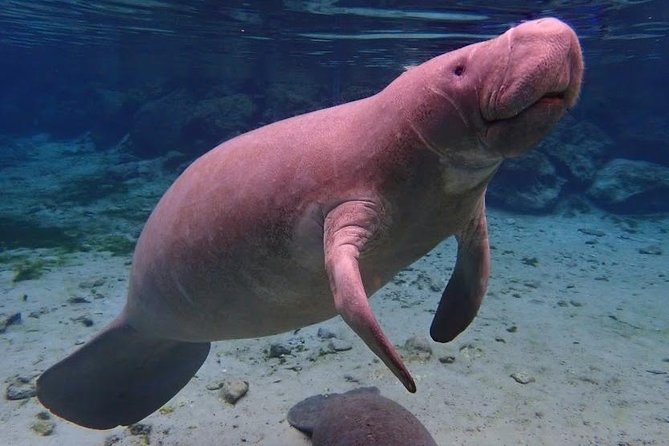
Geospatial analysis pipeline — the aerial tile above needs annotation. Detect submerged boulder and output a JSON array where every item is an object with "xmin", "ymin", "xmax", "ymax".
[
  {"xmin": 181, "ymin": 94, "xmax": 256, "ymax": 154},
  {"xmin": 129, "ymin": 89, "xmax": 195, "ymax": 158},
  {"xmin": 487, "ymin": 151, "xmax": 566, "ymax": 213},
  {"xmin": 540, "ymin": 119, "xmax": 610, "ymax": 188},
  {"xmin": 587, "ymin": 159, "xmax": 669, "ymax": 213},
  {"xmin": 487, "ymin": 117, "xmax": 613, "ymax": 214},
  {"xmin": 129, "ymin": 89, "xmax": 255, "ymax": 158}
]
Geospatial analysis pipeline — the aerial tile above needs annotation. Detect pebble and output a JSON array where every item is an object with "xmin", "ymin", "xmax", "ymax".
[
  {"xmin": 0, "ymin": 312, "xmax": 21, "ymax": 333},
  {"xmin": 220, "ymin": 378, "xmax": 249, "ymax": 404},
  {"xmin": 6, "ymin": 376, "xmax": 36, "ymax": 400},
  {"xmin": 159, "ymin": 405, "xmax": 175, "ymax": 415},
  {"xmin": 404, "ymin": 335, "xmax": 432, "ymax": 361},
  {"xmin": 343, "ymin": 374, "xmax": 361, "ymax": 383},
  {"xmin": 328, "ymin": 338, "xmax": 352, "ymax": 352},
  {"xmin": 578, "ymin": 228, "xmax": 606, "ymax": 237},
  {"xmin": 28, "ymin": 308, "xmax": 50, "ymax": 319},
  {"xmin": 67, "ymin": 296, "xmax": 91, "ymax": 304},
  {"xmin": 521, "ymin": 257, "xmax": 539, "ymax": 267},
  {"xmin": 404, "ymin": 335, "xmax": 432, "ymax": 354},
  {"xmin": 206, "ymin": 382, "xmax": 223, "ymax": 391},
  {"xmin": 31, "ymin": 419, "xmax": 55, "ymax": 436},
  {"xmin": 317, "ymin": 327, "xmax": 337, "ymax": 339},
  {"xmin": 103, "ymin": 434, "xmax": 122, "ymax": 446},
  {"xmin": 319, "ymin": 338, "xmax": 353, "ymax": 355},
  {"xmin": 79, "ymin": 277, "xmax": 107, "ymax": 288},
  {"xmin": 267, "ymin": 342, "xmax": 292, "ymax": 358},
  {"xmin": 439, "ymin": 356, "xmax": 455, "ymax": 364},
  {"xmin": 639, "ymin": 245, "xmax": 662, "ymax": 255},
  {"xmin": 128, "ymin": 423, "xmax": 152, "ymax": 436},
  {"xmin": 72, "ymin": 315, "xmax": 94, "ymax": 327},
  {"xmin": 459, "ymin": 344, "xmax": 484, "ymax": 359},
  {"xmin": 511, "ymin": 372, "xmax": 536, "ymax": 384}
]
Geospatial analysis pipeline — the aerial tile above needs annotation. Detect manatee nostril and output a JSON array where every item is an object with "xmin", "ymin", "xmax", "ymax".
[{"xmin": 453, "ymin": 65, "xmax": 465, "ymax": 76}]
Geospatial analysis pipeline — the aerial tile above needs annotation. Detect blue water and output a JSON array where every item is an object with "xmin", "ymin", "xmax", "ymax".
[
  {"xmin": 0, "ymin": 2, "xmax": 668, "ymax": 445},
  {"xmin": 0, "ymin": 1, "xmax": 667, "ymax": 153}
]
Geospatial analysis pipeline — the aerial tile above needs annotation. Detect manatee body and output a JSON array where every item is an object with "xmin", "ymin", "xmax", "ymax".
[
  {"xmin": 37, "ymin": 18, "xmax": 583, "ymax": 429},
  {"xmin": 288, "ymin": 387, "xmax": 437, "ymax": 446}
]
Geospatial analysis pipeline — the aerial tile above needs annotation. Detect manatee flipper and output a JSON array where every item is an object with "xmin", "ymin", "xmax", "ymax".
[
  {"xmin": 37, "ymin": 316, "xmax": 210, "ymax": 430},
  {"xmin": 324, "ymin": 201, "xmax": 416, "ymax": 393},
  {"xmin": 431, "ymin": 199, "xmax": 490, "ymax": 342}
]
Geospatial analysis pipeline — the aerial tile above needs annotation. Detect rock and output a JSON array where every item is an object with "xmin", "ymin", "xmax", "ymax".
[
  {"xmin": 72, "ymin": 315, "xmax": 94, "ymax": 327},
  {"xmin": 639, "ymin": 245, "xmax": 662, "ymax": 255},
  {"xmin": 262, "ymin": 71, "xmax": 324, "ymax": 123},
  {"xmin": 31, "ymin": 419, "xmax": 55, "ymax": 436},
  {"xmin": 511, "ymin": 372, "xmax": 536, "ymax": 384},
  {"xmin": 128, "ymin": 423, "xmax": 152, "ymax": 436},
  {"xmin": 328, "ymin": 339, "xmax": 353, "ymax": 352},
  {"xmin": 405, "ymin": 335, "xmax": 432, "ymax": 353},
  {"xmin": 206, "ymin": 382, "xmax": 223, "ymax": 391},
  {"xmin": 6, "ymin": 376, "xmax": 36, "ymax": 400},
  {"xmin": 267, "ymin": 342, "xmax": 292, "ymax": 358},
  {"xmin": 587, "ymin": 159, "xmax": 669, "ymax": 213},
  {"xmin": 319, "ymin": 338, "xmax": 353, "ymax": 355},
  {"xmin": 459, "ymin": 344, "xmax": 484, "ymax": 360},
  {"xmin": 439, "ymin": 356, "xmax": 455, "ymax": 364},
  {"xmin": 540, "ymin": 118, "xmax": 609, "ymax": 187},
  {"xmin": 521, "ymin": 257, "xmax": 539, "ymax": 267},
  {"xmin": 103, "ymin": 434, "xmax": 122, "ymax": 446},
  {"xmin": 130, "ymin": 88, "xmax": 196, "ymax": 157},
  {"xmin": 578, "ymin": 228, "xmax": 606, "ymax": 237},
  {"xmin": 129, "ymin": 89, "xmax": 255, "ymax": 158},
  {"xmin": 0, "ymin": 312, "xmax": 21, "ymax": 333},
  {"xmin": 404, "ymin": 335, "xmax": 432, "ymax": 361},
  {"xmin": 545, "ymin": 142, "xmax": 605, "ymax": 188},
  {"xmin": 181, "ymin": 94, "xmax": 256, "ymax": 154},
  {"xmin": 159, "ymin": 405, "xmax": 175, "ymax": 415},
  {"xmin": 219, "ymin": 378, "xmax": 249, "ymax": 405},
  {"xmin": 317, "ymin": 327, "xmax": 337, "ymax": 339},
  {"xmin": 67, "ymin": 296, "xmax": 91, "ymax": 304},
  {"xmin": 488, "ymin": 151, "xmax": 566, "ymax": 213}
]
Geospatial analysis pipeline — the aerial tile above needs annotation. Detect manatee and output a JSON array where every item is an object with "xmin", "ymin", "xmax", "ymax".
[
  {"xmin": 37, "ymin": 17, "xmax": 583, "ymax": 429},
  {"xmin": 287, "ymin": 387, "xmax": 437, "ymax": 446}
]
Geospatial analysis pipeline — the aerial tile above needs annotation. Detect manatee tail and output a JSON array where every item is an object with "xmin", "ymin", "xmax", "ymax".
[{"xmin": 37, "ymin": 317, "xmax": 210, "ymax": 430}]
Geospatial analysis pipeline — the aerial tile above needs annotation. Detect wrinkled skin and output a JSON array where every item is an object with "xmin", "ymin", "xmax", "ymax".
[{"xmin": 37, "ymin": 18, "xmax": 583, "ymax": 429}]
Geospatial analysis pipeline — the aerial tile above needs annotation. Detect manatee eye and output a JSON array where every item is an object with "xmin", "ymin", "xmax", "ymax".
[{"xmin": 453, "ymin": 65, "xmax": 465, "ymax": 76}]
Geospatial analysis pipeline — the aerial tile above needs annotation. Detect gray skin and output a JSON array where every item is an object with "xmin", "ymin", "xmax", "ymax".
[
  {"xmin": 37, "ymin": 18, "xmax": 583, "ymax": 430},
  {"xmin": 287, "ymin": 387, "xmax": 437, "ymax": 446}
]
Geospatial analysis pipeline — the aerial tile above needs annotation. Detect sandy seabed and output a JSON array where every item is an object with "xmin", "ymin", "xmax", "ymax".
[{"xmin": 1, "ymin": 207, "xmax": 667, "ymax": 446}]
